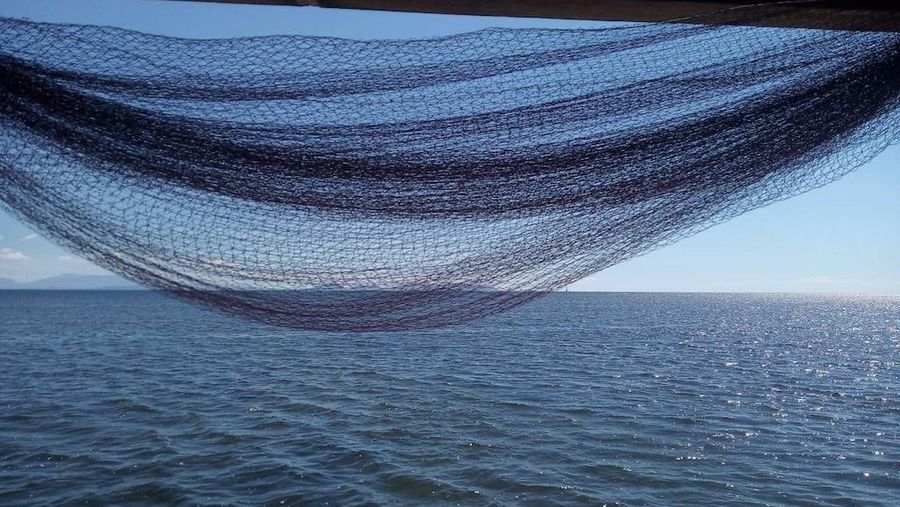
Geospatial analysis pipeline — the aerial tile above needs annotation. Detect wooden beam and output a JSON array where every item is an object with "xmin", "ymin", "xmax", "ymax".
[{"xmin": 168, "ymin": 0, "xmax": 900, "ymax": 32}]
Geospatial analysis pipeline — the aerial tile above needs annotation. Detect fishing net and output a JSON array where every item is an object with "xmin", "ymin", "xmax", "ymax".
[{"xmin": 1, "ymin": 3, "xmax": 898, "ymax": 331}]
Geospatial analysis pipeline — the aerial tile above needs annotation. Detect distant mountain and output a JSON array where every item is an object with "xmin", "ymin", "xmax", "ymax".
[
  {"xmin": 0, "ymin": 274, "xmax": 143, "ymax": 290},
  {"xmin": 0, "ymin": 277, "xmax": 20, "ymax": 290}
]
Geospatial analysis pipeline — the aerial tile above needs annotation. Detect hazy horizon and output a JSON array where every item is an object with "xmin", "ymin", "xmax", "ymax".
[{"xmin": 2, "ymin": 272, "xmax": 899, "ymax": 296}]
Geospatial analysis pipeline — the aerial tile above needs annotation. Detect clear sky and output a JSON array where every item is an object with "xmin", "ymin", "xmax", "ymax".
[{"xmin": 0, "ymin": 0, "xmax": 897, "ymax": 293}]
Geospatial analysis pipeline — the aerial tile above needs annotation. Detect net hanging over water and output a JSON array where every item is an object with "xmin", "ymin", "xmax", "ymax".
[{"xmin": 1, "ymin": 4, "xmax": 899, "ymax": 331}]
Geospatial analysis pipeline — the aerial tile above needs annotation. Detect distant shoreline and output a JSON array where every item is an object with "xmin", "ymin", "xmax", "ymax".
[{"xmin": 0, "ymin": 288, "xmax": 895, "ymax": 297}]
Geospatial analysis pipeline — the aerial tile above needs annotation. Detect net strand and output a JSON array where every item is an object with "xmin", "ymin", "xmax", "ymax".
[{"xmin": 1, "ymin": 4, "xmax": 898, "ymax": 330}]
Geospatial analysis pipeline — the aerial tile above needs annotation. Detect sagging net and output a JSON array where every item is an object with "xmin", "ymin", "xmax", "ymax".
[{"xmin": 0, "ymin": 4, "xmax": 899, "ymax": 331}]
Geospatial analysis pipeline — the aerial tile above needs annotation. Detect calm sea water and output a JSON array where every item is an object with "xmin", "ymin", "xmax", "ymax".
[{"xmin": 1, "ymin": 291, "xmax": 898, "ymax": 505}]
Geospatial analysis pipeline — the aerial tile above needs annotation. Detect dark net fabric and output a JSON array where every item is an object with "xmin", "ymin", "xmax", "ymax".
[{"xmin": 1, "ymin": 6, "xmax": 899, "ymax": 330}]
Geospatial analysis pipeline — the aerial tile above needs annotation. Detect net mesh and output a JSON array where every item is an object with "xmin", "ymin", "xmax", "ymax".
[{"xmin": 1, "ymin": 4, "xmax": 899, "ymax": 331}]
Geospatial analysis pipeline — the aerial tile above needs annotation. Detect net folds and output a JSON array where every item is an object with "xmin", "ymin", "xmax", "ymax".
[{"xmin": 1, "ymin": 6, "xmax": 898, "ymax": 330}]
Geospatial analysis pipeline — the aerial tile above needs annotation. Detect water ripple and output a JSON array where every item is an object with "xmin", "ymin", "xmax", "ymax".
[{"xmin": 1, "ymin": 292, "xmax": 899, "ymax": 505}]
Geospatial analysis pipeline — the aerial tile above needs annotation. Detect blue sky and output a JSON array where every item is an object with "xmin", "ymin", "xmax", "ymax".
[{"xmin": 0, "ymin": 0, "xmax": 897, "ymax": 293}]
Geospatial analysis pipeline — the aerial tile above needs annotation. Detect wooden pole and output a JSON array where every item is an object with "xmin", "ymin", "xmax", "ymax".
[{"xmin": 166, "ymin": 0, "xmax": 900, "ymax": 32}]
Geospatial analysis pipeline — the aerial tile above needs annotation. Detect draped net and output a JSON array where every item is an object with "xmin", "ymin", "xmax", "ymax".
[{"xmin": 1, "ymin": 4, "xmax": 899, "ymax": 331}]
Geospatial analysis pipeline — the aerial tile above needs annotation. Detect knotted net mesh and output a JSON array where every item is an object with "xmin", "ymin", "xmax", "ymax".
[{"xmin": 1, "ymin": 4, "xmax": 898, "ymax": 330}]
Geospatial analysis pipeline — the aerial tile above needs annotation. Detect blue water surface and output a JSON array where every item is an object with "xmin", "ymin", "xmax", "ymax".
[{"xmin": 1, "ymin": 291, "xmax": 898, "ymax": 505}]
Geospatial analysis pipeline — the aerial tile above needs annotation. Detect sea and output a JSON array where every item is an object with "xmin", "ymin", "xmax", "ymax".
[{"xmin": 1, "ymin": 291, "xmax": 898, "ymax": 506}]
